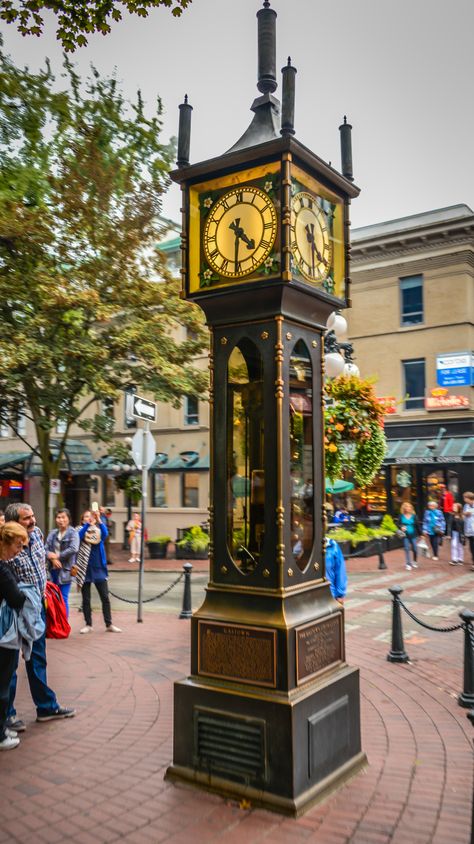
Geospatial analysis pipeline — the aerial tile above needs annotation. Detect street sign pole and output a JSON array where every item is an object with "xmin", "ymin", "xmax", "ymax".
[{"xmin": 137, "ymin": 421, "xmax": 149, "ymax": 623}]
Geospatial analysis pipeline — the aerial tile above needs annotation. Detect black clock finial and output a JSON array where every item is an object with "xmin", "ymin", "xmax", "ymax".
[
  {"xmin": 177, "ymin": 94, "xmax": 193, "ymax": 168},
  {"xmin": 339, "ymin": 115, "xmax": 354, "ymax": 182},
  {"xmin": 226, "ymin": 2, "xmax": 280, "ymax": 153},
  {"xmin": 280, "ymin": 56, "xmax": 296, "ymax": 136}
]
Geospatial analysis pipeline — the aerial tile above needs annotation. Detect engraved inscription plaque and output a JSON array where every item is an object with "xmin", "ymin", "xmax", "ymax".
[
  {"xmin": 296, "ymin": 613, "xmax": 343, "ymax": 685},
  {"xmin": 198, "ymin": 621, "xmax": 276, "ymax": 688}
]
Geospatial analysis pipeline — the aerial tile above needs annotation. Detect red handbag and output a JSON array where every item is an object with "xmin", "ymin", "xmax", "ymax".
[{"xmin": 45, "ymin": 582, "xmax": 71, "ymax": 639}]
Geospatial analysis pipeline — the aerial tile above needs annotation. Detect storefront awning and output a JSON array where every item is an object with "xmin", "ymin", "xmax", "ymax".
[
  {"xmin": 27, "ymin": 440, "xmax": 100, "ymax": 476},
  {"xmin": 151, "ymin": 452, "xmax": 209, "ymax": 472},
  {"xmin": 0, "ymin": 452, "xmax": 32, "ymax": 471},
  {"xmin": 384, "ymin": 436, "xmax": 474, "ymax": 465}
]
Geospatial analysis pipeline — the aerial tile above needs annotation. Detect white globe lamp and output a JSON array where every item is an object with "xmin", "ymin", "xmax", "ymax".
[
  {"xmin": 343, "ymin": 361, "xmax": 360, "ymax": 377},
  {"xmin": 325, "ymin": 351, "xmax": 345, "ymax": 378},
  {"xmin": 326, "ymin": 311, "xmax": 347, "ymax": 340}
]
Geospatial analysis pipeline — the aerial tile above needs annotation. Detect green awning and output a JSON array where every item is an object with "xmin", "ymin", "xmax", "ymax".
[
  {"xmin": 151, "ymin": 452, "xmax": 209, "ymax": 472},
  {"xmin": 27, "ymin": 439, "xmax": 100, "ymax": 476},
  {"xmin": 325, "ymin": 479, "xmax": 355, "ymax": 494},
  {"xmin": 0, "ymin": 452, "xmax": 31, "ymax": 471},
  {"xmin": 384, "ymin": 436, "xmax": 474, "ymax": 465}
]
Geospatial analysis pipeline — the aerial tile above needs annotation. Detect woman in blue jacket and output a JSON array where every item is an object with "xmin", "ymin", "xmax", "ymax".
[
  {"xmin": 325, "ymin": 538, "xmax": 347, "ymax": 603},
  {"xmin": 422, "ymin": 500, "xmax": 446, "ymax": 561},
  {"xmin": 76, "ymin": 509, "xmax": 121, "ymax": 634}
]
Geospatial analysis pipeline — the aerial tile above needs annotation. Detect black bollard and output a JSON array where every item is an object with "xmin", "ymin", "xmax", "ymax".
[
  {"xmin": 467, "ymin": 709, "xmax": 474, "ymax": 844},
  {"xmin": 458, "ymin": 609, "xmax": 474, "ymax": 708},
  {"xmin": 179, "ymin": 562, "xmax": 193, "ymax": 619},
  {"xmin": 377, "ymin": 538, "xmax": 387, "ymax": 570},
  {"xmin": 387, "ymin": 585, "xmax": 409, "ymax": 663}
]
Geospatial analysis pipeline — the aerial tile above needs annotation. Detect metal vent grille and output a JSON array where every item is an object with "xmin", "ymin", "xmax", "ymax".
[{"xmin": 194, "ymin": 708, "xmax": 266, "ymax": 783}]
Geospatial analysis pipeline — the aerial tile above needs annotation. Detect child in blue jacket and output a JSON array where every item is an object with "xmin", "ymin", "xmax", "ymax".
[{"xmin": 325, "ymin": 538, "xmax": 347, "ymax": 603}]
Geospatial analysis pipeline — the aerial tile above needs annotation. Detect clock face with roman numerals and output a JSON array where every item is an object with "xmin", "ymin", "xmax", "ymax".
[
  {"xmin": 291, "ymin": 191, "xmax": 332, "ymax": 283},
  {"xmin": 203, "ymin": 185, "xmax": 277, "ymax": 279}
]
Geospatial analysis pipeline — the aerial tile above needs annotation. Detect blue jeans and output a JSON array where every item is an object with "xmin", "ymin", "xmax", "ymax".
[
  {"xmin": 403, "ymin": 535, "xmax": 417, "ymax": 565},
  {"xmin": 50, "ymin": 572, "xmax": 71, "ymax": 618},
  {"xmin": 7, "ymin": 604, "xmax": 58, "ymax": 718}
]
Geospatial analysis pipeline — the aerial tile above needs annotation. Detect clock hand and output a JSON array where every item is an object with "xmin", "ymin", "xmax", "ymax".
[
  {"xmin": 305, "ymin": 222, "xmax": 323, "ymax": 266},
  {"xmin": 229, "ymin": 219, "xmax": 256, "ymax": 271}
]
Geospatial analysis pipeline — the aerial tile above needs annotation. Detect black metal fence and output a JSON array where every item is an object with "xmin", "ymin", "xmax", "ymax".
[
  {"xmin": 107, "ymin": 563, "xmax": 193, "ymax": 619},
  {"xmin": 387, "ymin": 585, "xmax": 474, "ymax": 709}
]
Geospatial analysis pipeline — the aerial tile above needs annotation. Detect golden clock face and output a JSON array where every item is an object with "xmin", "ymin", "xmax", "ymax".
[
  {"xmin": 291, "ymin": 191, "xmax": 332, "ymax": 282},
  {"xmin": 203, "ymin": 185, "xmax": 277, "ymax": 279}
]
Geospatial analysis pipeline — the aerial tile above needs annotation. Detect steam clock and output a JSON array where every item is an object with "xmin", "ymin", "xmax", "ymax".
[{"xmin": 166, "ymin": 1, "xmax": 366, "ymax": 815}]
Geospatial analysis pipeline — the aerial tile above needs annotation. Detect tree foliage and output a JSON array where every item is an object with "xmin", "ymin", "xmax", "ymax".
[
  {"xmin": 0, "ymin": 46, "xmax": 207, "ymax": 523},
  {"xmin": 0, "ymin": 1, "xmax": 192, "ymax": 51}
]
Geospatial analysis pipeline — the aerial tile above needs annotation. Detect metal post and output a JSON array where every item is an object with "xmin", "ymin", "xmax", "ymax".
[
  {"xmin": 137, "ymin": 421, "xmax": 149, "ymax": 624},
  {"xmin": 458, "ymin": 609, "xmax": 474, "ymax": 708},
  {"xmin": 179, "ymin": 563, "xmax": 193, "ymax": 619},
  {"xmin": 467, "ymin": 709, "xmax": 474, "ymax": 844},
  {"xmin": 377, "ymin": 538, "xmax": 387, "ymax": 570},
  {"xmin": 387, "ymin": 585, "xmax": 409, "ymax": 663}
]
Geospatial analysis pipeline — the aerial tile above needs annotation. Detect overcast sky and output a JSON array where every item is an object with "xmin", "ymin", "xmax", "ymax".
[{"xmin": 2, "ymin": 0, "xmax": 473, "ymax": 229}]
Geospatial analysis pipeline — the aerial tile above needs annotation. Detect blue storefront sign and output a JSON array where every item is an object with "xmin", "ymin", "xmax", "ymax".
[{"xmin": 436, "ymin": 352, "xmax": 474, "ymax": 387}]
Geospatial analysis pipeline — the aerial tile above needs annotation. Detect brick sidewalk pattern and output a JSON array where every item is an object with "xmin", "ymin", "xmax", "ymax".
[{"xmin": 0, "ymin": 543, "xmax": 473, "ymax": 843}]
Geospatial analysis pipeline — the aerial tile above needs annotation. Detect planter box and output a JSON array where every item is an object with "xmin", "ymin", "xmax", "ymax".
[
  {"xmin": 175, "ymin": 545, "xmax": 209, "ymax": 560},
  {"xmin": 335, "ymin": 540, "xmax": 352, "ymax": 557},
  {"xmin": 147, "ymin": 541, "xmax": 170, "ymax": 559}
]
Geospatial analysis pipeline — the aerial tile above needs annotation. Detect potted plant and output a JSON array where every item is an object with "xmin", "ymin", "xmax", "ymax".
[
  {"xmin": 147, "ymin": 535, "xmax": 171, "ymax": 559},
  {"xmin": 175, "ymin": 525, "xmax": 209, "ymax": 560}
]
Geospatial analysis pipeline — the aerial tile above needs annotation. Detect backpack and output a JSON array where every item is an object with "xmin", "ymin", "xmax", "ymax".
[{"xmin": 45, "ymin": 582, "xmax": 71, "ymax": 639}]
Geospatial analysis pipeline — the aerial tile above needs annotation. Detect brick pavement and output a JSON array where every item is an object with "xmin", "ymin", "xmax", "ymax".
[{"xmin": 1, "ymin": 540, "xmax": 473, "ymax": 844}]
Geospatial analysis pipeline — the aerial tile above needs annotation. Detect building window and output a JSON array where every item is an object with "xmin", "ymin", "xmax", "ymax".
[
  {"xmin": 56, "ymin": 419, "xmax": 67, "ymax": 434},
  {"xmin": 103, "ymin": 475, "xmax": 116, "ymax": 507},
  {"xmin": 400, "ymin": 275, "xmax": 423, "ymax": 326},
  {"xmin": 182, "ymin": 472, "xmax": 199, "ymax": 507},
  {"xmin": 184, "ymin": 396, "xmax": 199, "ymax": 426},
  {"xmin": 403, "ymin": 359, "xmax": 425, "ymax": 410},
  {"xmin": 152, "ymin": 473, "xmax": 167, "ymax": 507},
  {"xmin": 0, "ymin": 406, "xmax": 9, "ymax": 438}
]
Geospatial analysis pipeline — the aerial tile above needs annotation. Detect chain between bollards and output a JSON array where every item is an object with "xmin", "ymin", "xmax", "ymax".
[
  {"xmin": 459, "ymin": 609, "xmax": 474, "ymax": 709},
  {"xmin": 179, "ymin": 562, "xmax": 193, "ymax": 619},
  {"xmin": 387, "ymin": 585, "xmax": 409, "ymax": 663}
]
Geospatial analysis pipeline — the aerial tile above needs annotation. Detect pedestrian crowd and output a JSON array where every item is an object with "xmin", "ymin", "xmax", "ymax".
[
  {"xmin": 0, "ymin": 501, "xmax": 121, "ymax": 752},
  {"xmin": 399, "ymin": 489, "xmax": 474, "ymax": 571}
]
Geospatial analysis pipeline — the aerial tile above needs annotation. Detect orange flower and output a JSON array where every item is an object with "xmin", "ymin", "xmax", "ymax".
[
  {"xmin": 328, "ymin": 443, "xmax": 338, "ymax": 453},
  {"xmin": 335, "ymin": 423, "xmax": 344, "ymax": 432}
]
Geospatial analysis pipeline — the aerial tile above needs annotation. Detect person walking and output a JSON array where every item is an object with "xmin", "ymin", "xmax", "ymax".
[
  {"xmin": 399, "ymin": 502, "xmax": 419, "ymax": 570},
  {"xmin": 439, "ymin": 484, "xmax": 455, "ymax": 538},
  {"xmin": 449, "ymin": 503, "xmax": 465, "ymax": 566},
  {"xmin": 422, "ymin": 500, "xmax": 446, "ymax": 561},
  {"xmin": 4, "ymin": 503, "xmax": 75, "ymax": 731},
  {"xmin": 0, "ymin": 522, "xmax": 28, "ymax": 750},
  {"xmin": 462, "ymin": 491, "xmax": 474, "ymax": 570},
  {"xmin": 76, "ymin": 509, "xmax": 121, "ymax": 634},
  {"xmin": 126, "ymin": 512, "xmax": 142, "ymax": 564},
  {"xmin": 45, "ymin": 508, "xmax": 79, "ymax": 617}
]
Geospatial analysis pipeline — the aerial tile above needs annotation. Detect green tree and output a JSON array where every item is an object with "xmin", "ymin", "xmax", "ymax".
[
  {"xmin": 0, "ymin": 46, "xmax": 207, "ymax": 527},
  {"xmin": 0, "ymin": 1, "xmax": 192, "ymax": 51}
]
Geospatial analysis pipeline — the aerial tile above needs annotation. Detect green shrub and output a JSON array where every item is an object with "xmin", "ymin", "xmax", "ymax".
[
  {"xmin": 327, "ymin": 528, "xmax": 353, "ymax": 542},
  {"xmin": 379, "ymin": 514, "xmax": 398, "ymax": 535},
  {"xmin": 148, "ymin": 535, "xmax": 171, "ymax": 544},
  {"xmin": 176, "ymin": 525, "xmax": 209, "ymax": 553}
]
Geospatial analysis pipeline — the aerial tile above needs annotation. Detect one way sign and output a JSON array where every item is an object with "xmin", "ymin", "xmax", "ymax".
[{"xmin": 131, "ymin": 395, "xmax": 157, "ymax": 422}]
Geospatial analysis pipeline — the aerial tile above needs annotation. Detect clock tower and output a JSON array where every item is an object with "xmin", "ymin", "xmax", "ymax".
[{"xmin": 165, "ymin": 1, "xmax": 366, "ymax": 815}]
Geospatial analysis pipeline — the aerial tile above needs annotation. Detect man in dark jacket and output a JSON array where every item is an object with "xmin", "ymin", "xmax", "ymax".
[{"xmin": 4, "ymin": 502, "xmax": 75, "ymax": 732}]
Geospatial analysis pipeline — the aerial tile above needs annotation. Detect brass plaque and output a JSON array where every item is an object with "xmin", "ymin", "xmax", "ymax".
[
  {"xmin": 198, "ymin": 621, "xmax": 276, "ymax": 688},
  {"xmin": 296, "ymin": 613, "xmax": 343, "ymax": 685}
]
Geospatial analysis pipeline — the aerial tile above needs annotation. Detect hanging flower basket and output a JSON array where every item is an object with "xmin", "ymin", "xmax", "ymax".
[{"xmin": 324, "ymin": 375, "xmax": 387, "ymax": 486}]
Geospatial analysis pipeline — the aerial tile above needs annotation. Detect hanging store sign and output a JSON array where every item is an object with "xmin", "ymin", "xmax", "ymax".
[
  {"xmin": 425, "ymin": 393, "xmax": 470, "ymax": 411},
  {"xmin": 436, "ymin": 352, "xmax": 474, "ymax": 387}
]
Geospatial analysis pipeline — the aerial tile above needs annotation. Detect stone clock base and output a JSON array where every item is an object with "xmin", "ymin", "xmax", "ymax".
[{"xmin": 165, "ymin": 664, "xmax": 366, "ymax": 817}]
